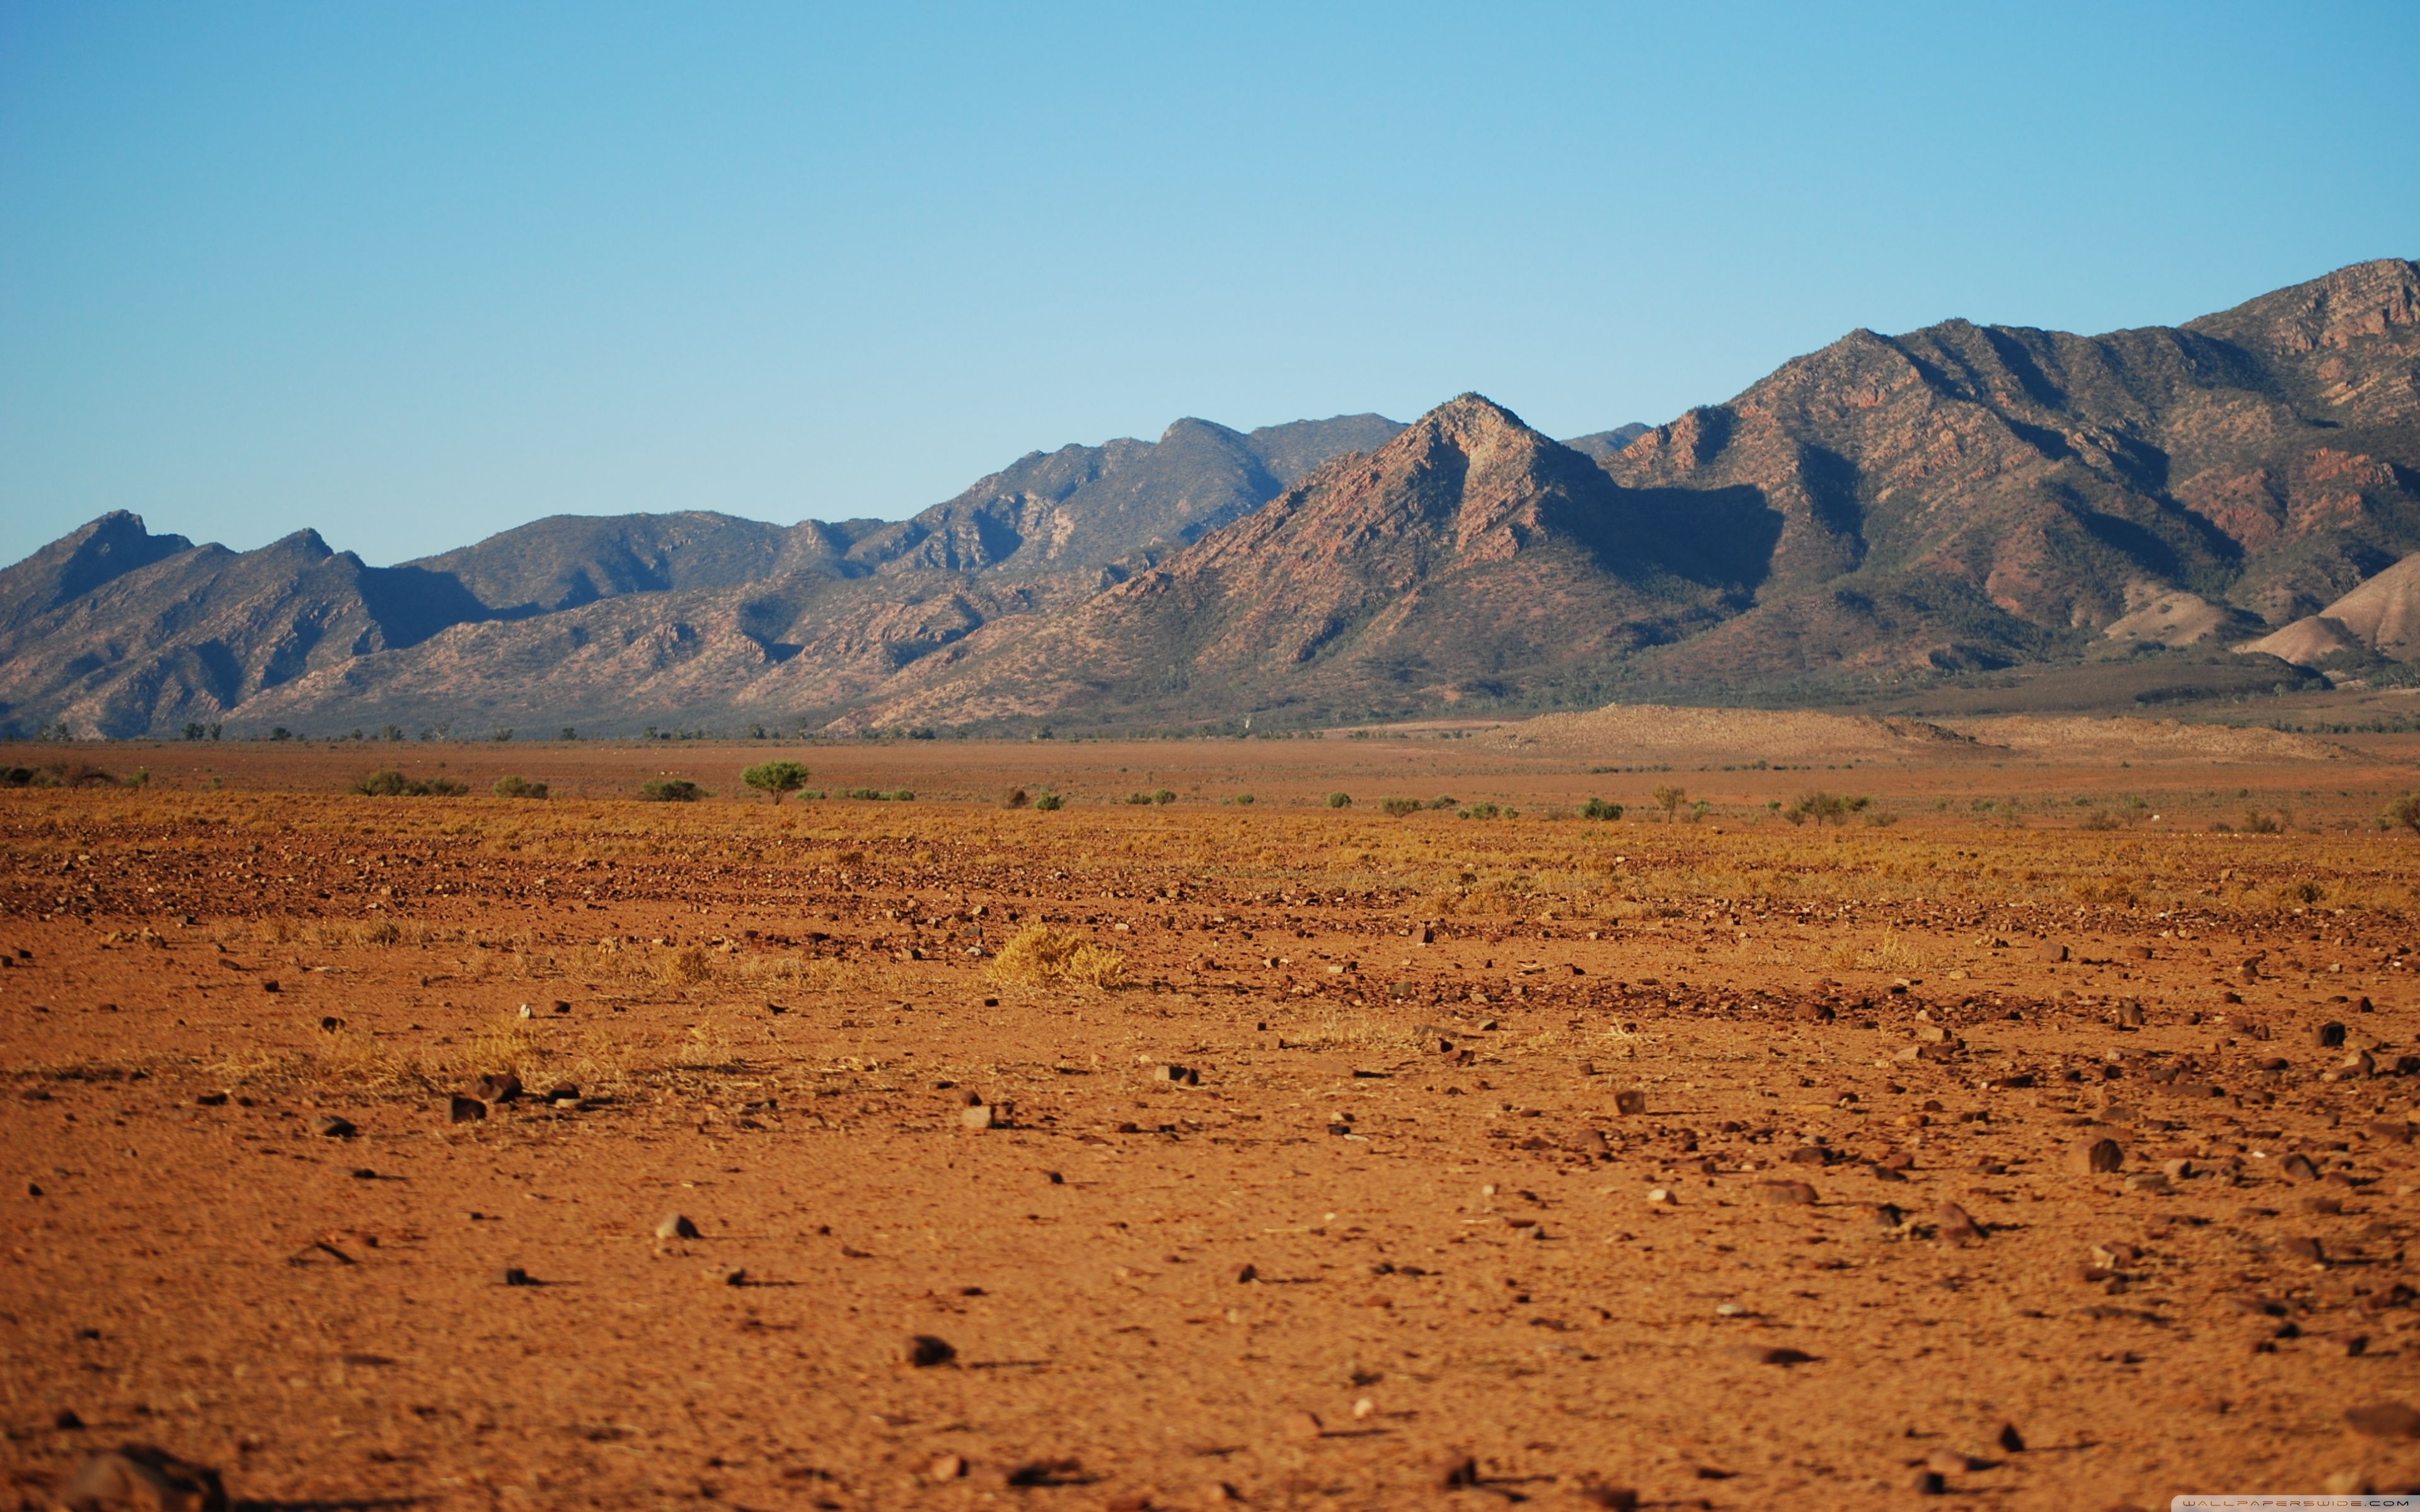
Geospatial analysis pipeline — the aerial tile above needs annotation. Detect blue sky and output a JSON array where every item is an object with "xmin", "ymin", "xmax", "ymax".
[{"xmin": 3, "ymin": 2, "xmax": 2416, "ymax": 569}]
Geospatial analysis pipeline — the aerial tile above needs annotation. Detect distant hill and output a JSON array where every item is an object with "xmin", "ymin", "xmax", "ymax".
[
  {"xmin": 5, "ymin": 259, "xmax": 2417, "ymax": 737},
  {"xmin": 0, "ymin": 414, "xmax": 1401, "ymax": 736}
]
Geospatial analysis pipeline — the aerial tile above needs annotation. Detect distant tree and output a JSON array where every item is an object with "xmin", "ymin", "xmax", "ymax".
[
  {"xmin": 2384, "ymin": 793, "xmax": 2420, "ymax": 833},
  {"xmin": 1652, "ymin": 784, "xmax": 1686, "ymax": 821},
  {"xmin": 181, "ymin": 722, "xmax": 205, "ymax": 742},
  {"xmin": 742, "ymin": 759, "xmax": 810, "ymax": 804}
]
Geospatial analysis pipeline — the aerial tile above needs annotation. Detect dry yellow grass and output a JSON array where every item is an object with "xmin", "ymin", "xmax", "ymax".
[{"xmin": 989, "ymin": 924, "xmax": 1127, "ymax": 990}]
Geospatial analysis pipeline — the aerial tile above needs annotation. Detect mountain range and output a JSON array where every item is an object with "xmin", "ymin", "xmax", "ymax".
[{"xmin": 4, "ymin": 258, "xmax": 2416, "ymax": 738}]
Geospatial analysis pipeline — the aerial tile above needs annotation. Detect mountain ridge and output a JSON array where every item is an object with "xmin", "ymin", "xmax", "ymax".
[{"xmin": 5, "ymin": 258, "xmax": 2417, "ymax": 737}]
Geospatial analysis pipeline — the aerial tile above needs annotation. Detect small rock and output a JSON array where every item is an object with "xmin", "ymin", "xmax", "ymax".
[
  {"xmin": 475, "ymin": 1072, "xmax": 522, "ymax": 1102},
  {"xmin": 714, "ymin": 1267, "xmax": 747, "ymax": 1286},
  {"xmin": 927, "ymin": 1453, "xmax": 967, "ymax": 1480},
  {"xmin": 543, "ymin": 1083, "xmax": 579, "ymax": 1104},
  {"xmin": 2281, "ymin": 1235, "xmax": 2326, "ymax": 1264},
  {"xmin": 313, "ymin": 1115, "xmax": 355, "ymax": 1139},
  {"xmin": 2345, "ymin": 1401, "xmax": 2420, "ymax": 1439},
  {"xmin": 1996, "ymin": 1422, "xmax": 2025, "ymax": 1453},
  {"xmin": 1925, "ymin": 1448, "xmax": 1973, "ymax": 1475},
  {"xmin": 1912, "ymin": 1468, "xmax": 1946, "ymax": 1494},
  {"xmin": 1230, "ymin": 1263, "xmax": 1257, "ymax": 1284},
  {"xmin": 2123, "ymin": 1172, "xmax": 2170, "ymax": 1194},
  {"xmin": 54, "ymin": 1408, "xmax": 84, "ymax": 1429},
  {"xmin": 2037, "ymin": 942, "xmax": 2068, "ymax": 963},
  {"xmin": 1432, "ymin": 1453, "xmax": 1481, "ymax": 1489},
  {"xmin": 1935, "ymin": 1203, "xmax": 1983, "ymax": 1245},
  {"xmin": 1753, "ymin": 1181, "xmax": 1818, "ymax": 1206},
  {"xmin": 657, "ymin": 1213, "xmax": 700, "ymax": 1241},
  {"xmin": 448, "ymin": 1095, "xmax": 487, "ymax": 1124},
  {"xmin": 1567, "ymin": 1484, "xmax": 1639, "ymax": 1510},
  {"xmin": 900, "ymin": 1334, "xmax": 956, "ymax": 1368},
  {"xmin": 28, "ymin": 1182, "xmax": 43, "ymax": 1197},
  {"xmin": 960, "ymin": 1104, "xmax": 998, "ymax": 1131},
  {"xmin": 2315, "ymin": 1021, "xmax": 2348, "ymax": 1048},
  {"xmin": 1282, "ymin": 1410, "xmax": 1323, "ymax": 1441},
  {"xmin": 2278, "ymin": 1152, "xmax": 2321, "ymax": 1181},
  {"xmin": 59, "ymin": 1445, "xmax": 228, "ymax": 1512},
  {"xmin": 2068, "ymin": 1137, "xmax": 2123, "ymax": 1175},
  {"xmin": 1724, "ymin": 1344, "xmax": 1812, "ymax": 1366},
  {"xmin": 1613, "ymin": 1089, "xmax": 1647, "ymax": 1115},
  {"xmin": 497, "ymin": 1266, "xmax": 535, "ymax": 1287},
  {"xmin": 2160, "ymin": 1157, "xmax": 2196, "ymax": 1180}
]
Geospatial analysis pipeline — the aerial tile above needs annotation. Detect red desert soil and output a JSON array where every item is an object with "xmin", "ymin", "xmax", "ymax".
[{"xmin": 4, "ymin": 730, "xmax": 2419, "ymax": 1509}]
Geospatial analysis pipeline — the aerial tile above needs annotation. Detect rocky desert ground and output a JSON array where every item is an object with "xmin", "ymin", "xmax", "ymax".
[{"xmin": 5, "ymin": 722, "xmax": 2420, "ymax": 1509}]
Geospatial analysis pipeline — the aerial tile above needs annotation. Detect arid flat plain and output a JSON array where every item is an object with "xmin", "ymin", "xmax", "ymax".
[{"xmin": 6, "ymin": 721, "xmax": 2420, "ymax": 1509}]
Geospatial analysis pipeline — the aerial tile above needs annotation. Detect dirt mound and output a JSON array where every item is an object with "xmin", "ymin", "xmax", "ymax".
[
  {"xmin": 1950, "ymin": 714, "xmax": 2344, "ymax": 763},
  {"xmin": 1490, "ymin": 703, "xmax": 1978, "ymax": 763},
  {"xmin": 1495, "ymin": 702, "xmax": 2345, "ymax": 765}
]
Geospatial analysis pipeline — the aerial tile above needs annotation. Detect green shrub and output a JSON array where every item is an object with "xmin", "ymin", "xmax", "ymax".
[
  {"xmin": 841, "ymin": 787, "xmax": 914, "ymax": 801},
  {"xmin": 349, "ymin": 769, "xmax": 466, "ymax": 798},
  {"xmin": 1381, "ymin": 796, "xmax": 1422, "ymax": 817},
  {"xmin": 492, "ymin": 775, "xmax": 548, "ymax": 799},
  {"xmin": 1782, "ymin": 791, "xmax": 1869, "ymax": 826},
  {"xmin": 1326, "ymin": 792, "xmax": 1352, "ymax": 809},
  {"xmin": 1581, "ymin": 797, "xmax": 1623, "ymax": 820},
  {"xmin": 1003, "ymin": 788, "xmax": 1030, "ymax": 809},
  {"xmin": 741, "ymin": 759, "xmax": 810, "ymax": 804},
  {"xmin": 2384, "ymin": 793, "xmax": 2420, "ymax": 833},
  {"xmin": 639, "ymin": 779, "xmax": 703, "ymax": 803},
  {"xmin": 1427, "ymin": 795, "xmax": 1456, "ymax": 810},
  {"xmin": 1032, "ymin": 791, "xmax": 1064, "ymax": 811}
]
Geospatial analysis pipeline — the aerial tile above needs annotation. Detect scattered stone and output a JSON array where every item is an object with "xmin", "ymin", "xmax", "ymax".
[
  {"xmin": 1230, "ymin": 1263, "xmax": 1257, "ymax": 1284},
  {"xmin": 59, "ymin": 1444, "xmax": 228, "ymax": 1512},
  {"xmin": 1567, "ymin": 1483, "xmax": 1639, "ymax": 1510},
  {"xmin": 1997, "ymin": 1422, "xmax": 2025, "ymax": 1453},
  {"xmin": 1003, "ymin": 1459, "xmax": 1083, "ymax": 1488},
  {"xmin": 2315, "ymin": 1021, "xmax": 2348, "ymax": 1048},
  {"xmin": 2278, "ymin": 1153, "xmax": 2321, "ymax": 1181},
  {"xmin": 497, "ymin": 1266, "xmax": 535, "ymax": 1286},
  {"xmin": 448, "ymin": 1095, "xmax": 487, "ymax": 1124},
  {"xmin": 1432, "ymin": 1453, "xmax": 1480, "ymax": 1489},
  {"xmin": 475, "ymin": 1072, "xmax": 522, "ymax": 1102},
  {"xmin": 194, "ymin": 1092, "xmax": 228, "ymax": 1107},
  {"xmin": 1913, "ymin": 1468, "xmax": 1946, "ymax": 1494},
  {"xmin": 1936, "ymin": 1202, "xmax": 1984, "ymax": 1245},
  {"xmin": 2069, "ymin": 1137, "xmax": 2123, "ymax": 1175},
  {"xmin": 2280, "ymin": 1235, "xmax": 2326, "ymax": 1264},
  {"xmin": 1925, "ymin": 1449, "xmax": 1974, "ymax": 1475},
  {"xmin": 928, "ymin": 1453, "xmax": 967, "ymax": 1480},
  {"xmin": 1151, "ymin": 1063, "xmax": 1200, "ymax": 1085},
  {"xmin": 2037, "ymin": 942, "xmax": 2068, "ymax": 963},
  {"xmin": 1613, "ymin": 1090, "xmax": 1647, "ymax": 1115},
  {"xmin": 54, "ymin": 1408, "xmax": 84, "ymax": 1429},
  {"xmin": 657, "ymin": 1213, "xmax": 700, "ymax": 1241},
  {"xmin": 900, "ymin": 1334, "xmax": 956, "ymax": 1368},
  {"xmin": 313, "ymin": 1115, "xmax": 355, "ymax": 1139},
  {"xmin": 2123, "ymin": 1172, "xmax": 2170, "ymax": 1194},
  {"xmin": 2122, "ymin": 944, "xmax": 2154, "ymax": 961},
  {"xmin": 960, "ymin": 1104, "xmax": 998, "ymax": 1131},
  {"xmin": 2345, "ymin": 1401, "xmax": 2420, "ymax": 1439},
  {"xmin": 714, "ymin": 1266, "xmax": 747, "ymax": 1286},
  {"xmin": 544, "ymin": 1083, "xmax": 579, "ymax": 1104},
  {"xmin": 1725, "ymin": 1344, "xmax": 1813, "ymax": 1366},
  {"xmin": 2115, "ymin": 1000, "xmax": 2146, "ymax": 1027},
  {"xmin": 1754, "ymin": 1181, "xmax": 1818, "ymax": 1206},
  {"xmin": 1282, "ymin": 1410, "xmax": 1323, "ymax": 1441}
]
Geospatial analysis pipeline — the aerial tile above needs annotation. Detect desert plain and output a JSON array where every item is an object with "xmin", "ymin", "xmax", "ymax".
[{"xmin": 5, "ymin": 712, "xmax": 2420, "ymax": 1510}]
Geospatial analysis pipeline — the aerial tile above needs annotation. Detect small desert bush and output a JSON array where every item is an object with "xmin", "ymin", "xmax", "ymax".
[
  {"xmin": 1032, "ymin": 792, "xmax": 1064, "ymax": 811},
  {"xmin": 1581, "ymin": 797, "xmax": 1623, "ymax": 820},
  {"xmin": 1381, "ymin": 796, "xmax": 1423, "ymax": 817},
  {"xmin": 350, "ymin": 769, "xmax": 468, "ymax": 798},
  {"xmin": 841, "ymin": 787, "xmax": 915, "ymax": 801},
  {"xmin": 492, "ymin": 775, "xmax": 549, "ymax": 799},
  {"xmin": 639, "ymin": 778, "xmax": 703, "ymax": 802},
  {"xmin": 1782, "ymin": 791, "xmax": 1869, "ymax": 826},
  {"xmin": 1003, "ymin": 788, "xmax": 1030, "ymax": 809},
  {"xmin": 2383, "ymin": 793, "xmax": 2420, "ymax": 833},
  {"xmin": 741, "ymin": 759, "xmax": 810, "ymax": 803},
  {"xmin": 1326, "ymin": 792, "xmax": 1352, "ymax": 808},
  {"xmin": 990, "ymin": 925, "xmax": 1126, "ymax": 990}
]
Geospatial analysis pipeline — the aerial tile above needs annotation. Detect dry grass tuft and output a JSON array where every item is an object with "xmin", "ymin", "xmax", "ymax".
[{"xmin": 989, "ymin": 924, "xmax": 1127, "ymax": 990}]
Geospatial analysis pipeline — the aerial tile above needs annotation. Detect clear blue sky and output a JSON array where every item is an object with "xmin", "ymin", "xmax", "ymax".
[{"xmin": 4, "ymin": 2, "xmax": 2415, "ymax": 570}]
